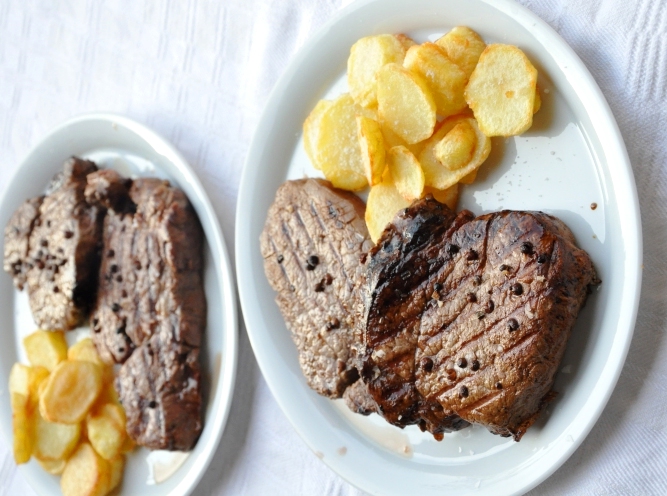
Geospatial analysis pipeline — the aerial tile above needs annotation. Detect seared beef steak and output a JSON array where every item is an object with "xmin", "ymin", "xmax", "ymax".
[
  {"xmin": 362, "ymin": 197, "xmax": 598, "ymax": 440},
  {"xmin": 260, "ymin": 179, "xmax": 373, "ymax": 398},
  {"xmin": 3, "ymin": 158, "xmax": 104, "ymax": 330},
  {"xmin": 86, "ymin": 169, "xmax": 205, "ymax": 451}
]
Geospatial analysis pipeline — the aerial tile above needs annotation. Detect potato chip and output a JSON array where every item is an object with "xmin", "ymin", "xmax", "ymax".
[
  {"xmin": 377, "ymin": 63, "xmax": 436, "ymax": 144},
  {"xmin": 357, "ymin": 116, "xmax": 386, "ymax": 186},
  {"xmin": 387, "ymin": 146, "xmax": 424, "ymax": 202},
  {"xmin": 11, "ymin": 392, "xmax": 32, "ymax": 464},
  {"xmin": 464, "ymin": 44, "xmax": 538, "ymax": 136},
  {"xmin": 424, "ymin": 184, "xmax": 459, "ymax": 211},
  {"xmin": 38, "ymin": 457, "xmax": 67, "ymax": 475},
  {"xmin": 459, "ymin": 169, "xmax": 478, "ymax": 184},
  {"xmin": 108, "ymin": 455, "xmax": 125, "ymax": 492},
  {"xmin": 434, "ymin": 120, "xmax": 477, "ymax": 170},
  {"xmin": 68, "ymin": 338, "xmax": 114, "ymax": 385},
  {"xmin": 365, "ymin": 179, "xmax": 411, "ymax": 243},
  {"xmin": 419, "ymin": 115, "xmax": 491, "ymax": 189},
  {"xmin": 403, "ymin": 43, "xmax": 468, "ymax": 118},
  {"xmin": 87, "ymin": 405, "xmax": 125, "ymax": 460},
  {"xmin": 33, "ymin": 411, "xmax": 81, "ymax": 461},
  {"xmin": 435, "ymin": 26, "xmax": 487, "ymax": 78},
  {"xmin": 24, "ymin": 330, "xmax": 68, "ymax": 372},
  {"xmin": 315, "ymin": 94, "xmax": 369, "ymax": 191},
  {"xmin": 61, "ymin": 442, "xmax": 111, "ymax": 496},
  {"xmin": 303, "ymin": 99, "xmax": 332, "ymax": 170},
  {"xmin": 347, "ymin": 34, "xmax": 406, "ymax": 108},
  {"xmin": 533, "ymin": 86, "xmax": 542, "ymax": 114},
  {"xmin": 395, "ymin": 33, "xmax": 417, "ymax": 51},
  {"xmin": 40, "ymin": 360, "xmax": 103, "ymax": 424}
]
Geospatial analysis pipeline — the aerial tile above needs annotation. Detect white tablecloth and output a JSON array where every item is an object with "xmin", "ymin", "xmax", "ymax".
[{"xmin": 1, "ymin": 0, "xmax": 665, "ymax": 494}]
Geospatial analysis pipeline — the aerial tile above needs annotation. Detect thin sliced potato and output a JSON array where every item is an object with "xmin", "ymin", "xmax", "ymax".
[
  {"xmin": 24, "ymin": 330, "xmax": 68, "ymax": 372},
  {"xmin": 424, "ymin": 184, "xmax": 459, "ymax": 211},
  {"xmin": 315, "ymin": 94, "xmax": 368, "ymax": 191},
  {"xmin": 403, "ymin": 43, "xmax": 468, "ymax": 118},
  {"xmin": 387, "ymin": 146, "xmax": 425, "ymax": 202},
  {"xmin": 377, "ymin": 63, "xmax": 436, "ymax": 144},
  {"xmin": 365, "ymin": 179, "xmax": 411, "ymax": 243},
  {"xmin": 11, "ymin": 392, "xmax": 32, "ymax": 464},
  {"xmin": 380, "ymin": 123, "xmax": 426, "ymax": 157},
  {"xmin": 347, "ymin": 34, "xmax": 406, "ymax": 108},
  {"xmin": 40, "ymin": 361, "xmax": 103, "ymax": 424},
  {"xmin": 38, "ymin": 457, "xmax": 67, "ymax": 475},
  {"xmin": 533, "ymin": 85, "xmax": 541, "ymax": 114},
  {"xmin": 357, "ymin": 116, "xmax": 386, "ymax": 186},
  {"xmin": 303, "ymin": 99, "xmax": 332, "ymax": 170},
  {"xmin": 464, "ymin": 44, "xmax": 538, "ymax": 136},
  {"xmin": 108, "ymin": 455, "xmax": 125, "ymax": 492},
  {"xmin": 434, "ymin": 120, "xmax": 477, "ymax": 170},
  {"xmin": 419, "ymin": 115, "xmax": 491, "ymax": 189},
  {"xmin": 459, "ymin": 169, "xmax": 478, "ymax": 184},
  {"xmin": 87, "ymin": 406, "xmax": 126, "ymax": 460},
  {"xmin": 435, "ymin": 26, "xmax": 487, "ymax": 78},
  {"xmin": 61, "ymin": 442, "xmax": 111, "ymax": 496},
  {"xmin": 68, "ymin": 338, "xmax": 114, "ymax": 385},
  {"xmin": 395, "ymin": 33, "xmax": 416, "ymax": 50},
  {"xmin": 120, "ymin": 435, "xmax": 136, "ymax": 454},
  {"xmin": 33, "ymin": 411, "xmax": 81, "ymax": 461}
]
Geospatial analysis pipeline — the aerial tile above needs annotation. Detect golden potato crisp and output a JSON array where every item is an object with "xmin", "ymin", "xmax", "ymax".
[{"xmin": 435, "ymin": 26, "xmax": 487, "ymax": 78}]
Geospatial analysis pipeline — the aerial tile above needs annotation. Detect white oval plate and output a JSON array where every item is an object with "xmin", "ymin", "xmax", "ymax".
[
  {"xmin": 0, "ymin": 114, "xmax": 238, "ymax": 496},
  {"xmin": 236, "ymin": 0, "xmax": 642, "ymax": 494}
]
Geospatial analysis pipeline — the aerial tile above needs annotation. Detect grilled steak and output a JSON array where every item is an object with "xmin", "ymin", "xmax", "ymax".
[
  {"xmin": 362, "ymin": 196, "xmax": 598, "ymax": 440},
  {"xmin": 3, "ymin": 158, "xmax": 104, "ymax": 330},
  {"xmin": 86, "ymin": 169, "xmax": 205, "ymax": 451},
  {"xmin": 260, "ymin": 179, "xmax": 373, "ymax": 398}
]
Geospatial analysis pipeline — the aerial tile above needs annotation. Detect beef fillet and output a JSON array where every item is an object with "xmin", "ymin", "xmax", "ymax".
[
  {"xmin": 86, "ymin": 169, "xmax": 206, "ymax": 451},
  {"xmin": 3, "ymin": 158, "xmax": 104, "ymax": 330},
  {"xmin": 260, "ymin": 179, "xmax": 374, "ymax": 398},
  {"xmin": 362, "ymin": 196, "xmax": 598, "ymax": 440}
]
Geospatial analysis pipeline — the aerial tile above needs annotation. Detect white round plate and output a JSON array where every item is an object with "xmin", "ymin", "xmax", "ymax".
[
  {"xmin": 0, "ymin": 114, "xmax": 238, "ymax": 496},
  {"xmin": 236, "ymin": 0, "xmax": 642, "ymax": 494}
]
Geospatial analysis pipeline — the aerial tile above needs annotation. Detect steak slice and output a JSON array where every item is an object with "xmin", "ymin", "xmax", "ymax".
[
  {"xmin": 3, "ymin": 157, "xmax": 104, "ymax": 330},
  {"xmin": 362, "ymin": 196, "xmax": 598, "ymax": 440},
  {"xmin": 86, "ymin": 169, "xmax": 205, "ymax": 451},
  {"xmin": 260, "ymin": 179, "xmax": 373, "ymax": 398}
]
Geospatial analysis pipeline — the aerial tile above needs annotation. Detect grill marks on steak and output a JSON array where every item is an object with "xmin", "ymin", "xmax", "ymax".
[
  {"xmin": 260, "ymin": 179, "xmax": 374, "ymax": 398},
  {"xmin": 3, "ymin": 158, "xmax": 104, "ymax": 330},
  {"xmin": 363, "ymin": 197, "xmax": 598, "ymax": 440},
  {"xmin": 86, "ymin": 170, "xmax": 205, "ymax": 451}
]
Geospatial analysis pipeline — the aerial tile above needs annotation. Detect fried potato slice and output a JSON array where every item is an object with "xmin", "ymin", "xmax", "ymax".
[
  {"xmin": 459, "ymin": 169, "xmax": 478, "ymax": 184},
  {"xmin": 68, "ymin": 338, "xmax": 114, "ymax": 385},
  {"xmin": 11, "ymin": 392, "xmax": 32, "ymax": 464},
  {"xmin": 377, "ymin": 63, "xmax": 436, "ymax": 144},
  {"xmin": 86, "ymin": 404, "xmax": 126, "ymax": 460},
  {"xmin": 347, "ymin": 34, "xmax": 406, "ymax": 108},
  {"xmin": 365, "ymin": 179, "xmax": 411, "ymax": 243},
  {"xmin": 395, "ymin": 33, "xmax": 417, "ymax": 50},
  {"xmin": 33, "ymin": 411, "xmax": 81, "ymax": 461},
  {"xmin": 24, "ymin": 330, "xmax": 68, "ymax": 372},
  {"xmin": 316, "ymin": 94, "xmax": 369, "ymax": 191},
  {"xmin": 533, "ymin": 86, "xmax": 542, "ymax": 114},
  {"xmin": 434, "ymin": 120, "xmax": 477, "ymax": 170},
  {"xmin": 380, "ymin": 123, "xmax": 426, "ymax": 157},
  {"xmin": 424, "ymin": 184, "xmax": 459, "ymax": 211},
  {"xmin": 61, "ymin": 442, "xmax": 111, "ymax": 496},
  {"xmin": 303, "ymin": 99, "xmax": 332, "ymax": 170},
  {"xmin": 357, "ymin": 116, "xmax": 386, "ymax": 186},
  {"xmin": 38, "ymin": 457, "xmax": 67, "ymax": 475},
  {"xmin": 464, "ymin": 44, "xmax": 538, "ymax": 136},
  {"xmin": 387, "ymin": 146, "xmax": 425, "ymax": 202},
  {"xmin": 435, "ymin": 26, "xmax": 487, "ymax": 78},
  {"xmin": 403, "ymin": 43, "xmax": 468, "ymax": 118},
  {"xmin": 108, "ymin": 455, "xmax": 125, "ymax": 492},
  {"xmin": 40, "ymin": 361, "xmax": 103, "ymax": 424},
  {"xmin": 9, "ymin": 363, "xmax": 48, "ymax": 403},
  {"xmin": 419, "ymin": 115, "xmax": 491, "ymax": 189}
]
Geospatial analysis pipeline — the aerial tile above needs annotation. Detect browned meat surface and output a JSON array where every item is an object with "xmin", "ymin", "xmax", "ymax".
[
  {"xmin": 361, "ymin": 196, "xmax": 598, "ymax": 440},
  {"xmin": 86, "ymin": 170, "xmax": 205, "ymax": 451},
  {"xmin": 343, "ymin": 379, "xmax": 378, "ymax": 415},
  {"xmin": 3, "ymin": 158, "xmax": 104, "ymax": 330},
  {"xmin": 260, "ymin": 179, "xmax": 373, "ymax": 398}
]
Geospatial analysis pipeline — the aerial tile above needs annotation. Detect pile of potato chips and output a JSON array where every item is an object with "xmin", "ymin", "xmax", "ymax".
[
  {"xmin": 10, "ymin": 331, "xmax": 134, "ymax": 496},
  {"xmin": 303, "ymin": 27, "xmax": 540, "ymax": 242}
]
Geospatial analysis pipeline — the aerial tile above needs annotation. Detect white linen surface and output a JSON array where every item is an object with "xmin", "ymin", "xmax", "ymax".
[{"xmin": 0, "ymin": 0, "xmax": 665, "ymax": 494}]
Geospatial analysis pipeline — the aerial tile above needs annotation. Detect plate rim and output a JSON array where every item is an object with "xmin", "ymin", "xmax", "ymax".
[
  {"xmin": 235, "ymin": 0, "xmax": 642, "ymax": 493},
  {"xmin": 0, "ymin": 112, "xmax": 239, "ymax": 496}
]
